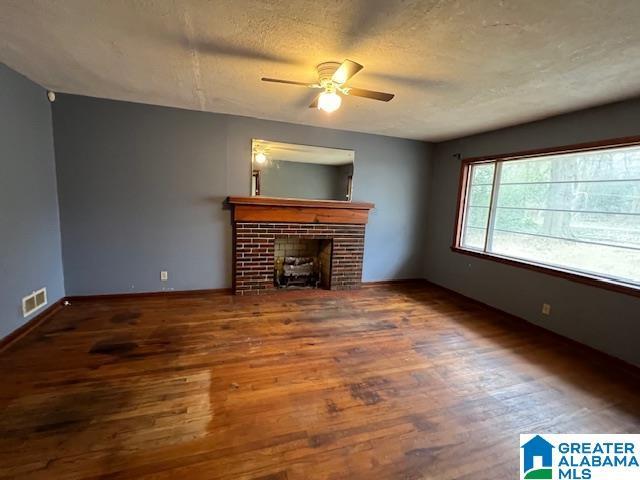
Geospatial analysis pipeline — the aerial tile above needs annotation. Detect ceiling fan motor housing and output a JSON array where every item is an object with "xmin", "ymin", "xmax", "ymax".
[{"xmin": 317, "ymin": 62, "xmax": 341, "ymax": 85}]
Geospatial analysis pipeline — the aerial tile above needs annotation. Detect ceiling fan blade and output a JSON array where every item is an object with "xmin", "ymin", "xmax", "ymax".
[
  {"xmin": 332, "ymin": 59, "xmax": 364, "ymax": 84},
  {"xmin": 345, "ymin": 87, "xmax": 394, "ymax": 102},
  {"xmin": 261, "ymin": 77, "xmax": 320, "ymax": 88},
  {"xmin": 309, "ymin": 96, "xmax": 319, "ymax": 108}
]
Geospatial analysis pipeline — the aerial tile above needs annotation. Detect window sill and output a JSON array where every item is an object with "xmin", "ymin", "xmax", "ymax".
[{"xmin": 450, "ymin": 246, "xmax": 640, "ymax": 298}]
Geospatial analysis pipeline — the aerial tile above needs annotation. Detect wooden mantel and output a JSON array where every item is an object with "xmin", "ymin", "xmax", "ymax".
[{"xmin": 225, "ymin": 196, "xmax": 375, "ymax": 224}]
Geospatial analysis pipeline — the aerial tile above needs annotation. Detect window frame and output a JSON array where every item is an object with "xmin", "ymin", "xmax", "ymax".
[{"xmin": 451, "ymin": 135, "xmax": 640, "ymax": 298}]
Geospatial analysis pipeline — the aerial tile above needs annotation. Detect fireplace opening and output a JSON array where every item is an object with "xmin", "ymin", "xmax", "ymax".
[{"xmin": 274, "ymin": 238, "xmax": 332, "ymax": 289}]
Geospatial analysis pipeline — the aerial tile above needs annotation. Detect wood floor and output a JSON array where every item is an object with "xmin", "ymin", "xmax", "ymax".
[{"xmin": 0, "ymin": 282, "xmax": 638, "ymax": 479}]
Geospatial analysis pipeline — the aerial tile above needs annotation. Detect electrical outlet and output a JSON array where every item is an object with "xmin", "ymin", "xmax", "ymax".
[
  {"xmin": 542, "ymin": 303, "xmax": 551, "ymax": 315},
  {"xmin": 160, "ymin": 271, "xmax": 168, "ymax": 281}
]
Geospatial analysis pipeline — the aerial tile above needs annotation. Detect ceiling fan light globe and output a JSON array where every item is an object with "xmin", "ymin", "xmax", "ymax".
[{"xmin": 318, "ymin": 92, "xmax": 342, "ymax": 113}]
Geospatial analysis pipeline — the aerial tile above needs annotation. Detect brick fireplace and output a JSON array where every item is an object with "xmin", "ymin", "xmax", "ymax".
[{"xmin": 225, "ymin": 197, "xmax": 374, "ymax": 295}]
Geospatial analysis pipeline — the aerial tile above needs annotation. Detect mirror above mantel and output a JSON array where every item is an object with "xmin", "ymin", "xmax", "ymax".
[{"xmin": 251, "ymin": 139, "xmax": 354, "ymax": 201}]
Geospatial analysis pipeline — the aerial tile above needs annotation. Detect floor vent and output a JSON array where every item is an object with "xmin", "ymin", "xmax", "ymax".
[{"xmin": 22, "ymin": 287, "xmax": 47, "ymax": 317}]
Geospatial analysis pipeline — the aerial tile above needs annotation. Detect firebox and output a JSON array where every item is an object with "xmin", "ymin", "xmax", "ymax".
[{"xmin": 274, "ymin": 238, "xmax": 333, "ymax": 289}]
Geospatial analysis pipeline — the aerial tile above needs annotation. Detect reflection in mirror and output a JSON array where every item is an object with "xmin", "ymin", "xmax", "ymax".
[{"xmin": 251, "ymin": 139, "xmax": 354, "ymax": 201}]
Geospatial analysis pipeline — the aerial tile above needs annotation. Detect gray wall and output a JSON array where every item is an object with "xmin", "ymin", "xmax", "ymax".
[
  {"xmin": 53, "ymin": 94, "xmax": 431, "ymax": 295},
  {"xmin": 425, "ymin": 98, "xmax": 640, "ymax": 366},
  {"xmin": 259, "ymin": 160, "xmax": 350, "ymax": 201},
  {"xmin": 0, "ymin": 65, "xmax": 65, "ymax": 338}
]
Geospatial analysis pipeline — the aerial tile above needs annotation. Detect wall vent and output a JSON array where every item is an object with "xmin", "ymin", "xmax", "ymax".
[{"xmin": 22, "ymin": 287, "xmax": 47, "ymax": 317}]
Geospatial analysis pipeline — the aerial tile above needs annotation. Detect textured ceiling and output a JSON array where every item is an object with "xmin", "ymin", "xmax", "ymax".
[{"xmin": 1, "ymin": 0, "xmax": 640, "ymax": 141}]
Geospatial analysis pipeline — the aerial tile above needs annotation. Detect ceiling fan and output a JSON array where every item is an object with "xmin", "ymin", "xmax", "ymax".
[{"xmin": 261, "ymin": 59, "xmax": 394, "ymax": 113}]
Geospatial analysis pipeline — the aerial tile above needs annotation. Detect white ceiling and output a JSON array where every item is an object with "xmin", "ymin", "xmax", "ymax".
[
  {"xmin": 1, "ymin": 0, "xmax": 640, "ymax": 141},
  {"xmin": 253, "ymin": 140, "xmax": 354, "ymax": 165}
]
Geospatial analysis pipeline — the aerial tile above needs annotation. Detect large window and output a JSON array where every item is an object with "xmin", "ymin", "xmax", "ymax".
[{"xmin": 454, "ymin": 139, "xmax": 640, "ymax": 293}]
